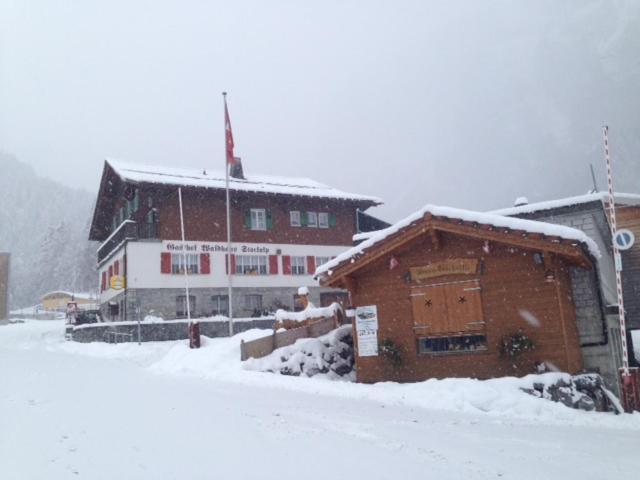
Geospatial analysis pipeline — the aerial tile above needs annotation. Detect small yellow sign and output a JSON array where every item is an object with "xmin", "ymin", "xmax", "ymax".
[
  {"xmin": 110, "ymin": 276, "xmax": 126, "ymax": 290},
  {"xmin": 410, "ymin": 258, "xmax": 479, "ymax": 283}
]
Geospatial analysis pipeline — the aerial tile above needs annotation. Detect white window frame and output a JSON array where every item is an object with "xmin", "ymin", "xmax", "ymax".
[
  {"xmin": 291, "ymin": 256, "xmax": 307, "ymax": 275},
  {"xmin": 315, "ymin": 256, "xmax": 331, "ymax": 268},
  {"xmin": 307, "ymin": 211, "xmax": 318, "ymax": 228},
  {"xmin": 318, "ymin": 212, "xmax": 329, "ymax": 229},
  {"xmin": 290, "ymin": 210, "xmax": 301, "ymax": 227},
  {"xmin": 250, "ymin": 208, "xmax": 267, "ymax": 231},
  {"xmin": 171, "ymin": 253, "xmax": 199, "ymax": 274},
  {"xmin": 244, "ymin": 294, "xmax": 263, "ymax": 311},
  {"xmin": 176, "ymin": 295, "xmax": 196, "ymax": 318},
  {"xmin": 235, "ymin": 255, "xmax": 268, "ymax": 275}
]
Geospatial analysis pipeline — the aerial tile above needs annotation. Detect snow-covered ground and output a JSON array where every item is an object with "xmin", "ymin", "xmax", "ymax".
[{"xmin": 1, "ymin": 320, "xmax": 639, "ymax": 479}]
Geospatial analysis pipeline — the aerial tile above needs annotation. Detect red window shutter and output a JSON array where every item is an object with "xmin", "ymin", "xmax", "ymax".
[
  {"xmin": 200, "ymin": 253, "xmax": 210, "ymax": 274},
  {"xmin": 282, "ymin": 255, "xmax": 292, "ymax": 275},
  {"xmin": 161, "ymin": 252, "xmax": 171, "ymax": 273},
  {"xmin": 225, "ymin": 254, "xmax": 236, "ymax": 274},
  {"xmin": 114, "ymin": 260, "xmax": 119, "ymax": 276},
  {"xmin": 101, "ymin": 272, "xmax": 106, "ymax": 291},
  {"xmin": 108, "ymin": 265, "xmax": 113, "ymax": 280},
  {"xmin": 269, "ymin": 255, "xmax": 279, "ymax": 274},
  {"xmin": 306, "ymin": 256, "xmax": 316, "ymax": 275}
]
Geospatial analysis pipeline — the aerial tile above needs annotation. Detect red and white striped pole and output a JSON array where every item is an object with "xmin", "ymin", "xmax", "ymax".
[{"xmin": 603, "ymin": 126, "xmax": 630, "ymax": 378}]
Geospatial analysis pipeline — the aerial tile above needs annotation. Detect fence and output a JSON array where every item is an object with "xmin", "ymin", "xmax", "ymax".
[{"xmin": 240, "ymin": 309, "xmax": 344, "ymax": 361}]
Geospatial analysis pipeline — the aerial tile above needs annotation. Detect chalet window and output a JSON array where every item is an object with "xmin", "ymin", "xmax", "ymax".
[
  {"xmin": 306, "ymin": 212, "xmax": 318, "ymax": 228},
  {"xmin": 176, "ymin": 295, "xmax": 196, "ymax": 318},
  {"xmin": 411, "ymin": 280, "xmax": 486, "ymax": 354},
  {"xmin": 244, "ymin": 294, "xmax": 263, "ymax": 311},
  {"xmin": 291, "ymin": 256, "xmax": 306, "ymax": 275},
  {"xmin": 171, "ymin": 253, "xmax": 199, "ymax": 274},
  {"xmin": 318, "ymin": 212, "xmax": 329, "ymax": 229},
  {"xmin": 290, "ymin": 210, "xmax": 301, "ymax": 227},
  {"xmin": 315, "ymin": 256, "xmax": 331, "ymax": 268},
  {"xmin": 418, "ymin": 334, "xmax": 487, "ymax": 354},
  {"xmin": 235, "ymin": 255, "xmax": 268, "ymax": 275},
  {"xmin": 211, "ymin": 295, "xmax": 229, "ymax": 316},
  {"xmin": 250, "ymin": 209, "xmax": 266, "ymax": 230}
]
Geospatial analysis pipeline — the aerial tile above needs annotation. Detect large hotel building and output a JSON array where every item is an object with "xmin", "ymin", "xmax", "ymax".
[{"xmin": 89, "ymin": 159, "xmax": 386, "ymax": 321}]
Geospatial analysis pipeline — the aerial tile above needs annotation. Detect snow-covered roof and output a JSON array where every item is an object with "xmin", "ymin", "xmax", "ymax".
[
  {"xmin": 352, "ymin": 231, "xmax": 380, "ymax": 242},
  {"xmin": 41, "ymin": 291, "xmax": 96, "ymax": 301},
  {"xmin": 490, "ymin": 192, "xmax": 640, "ymax": 217},
  {"xmin": 315, "ymin": 204, "xmax": 600, "ymax": 278},
  {"xmin": 105, "ymin": 158, "xmax": 382, "ymax": 204}
]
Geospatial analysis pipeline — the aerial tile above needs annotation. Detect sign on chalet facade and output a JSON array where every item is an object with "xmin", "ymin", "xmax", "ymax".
[
  {"xmin": 317, "ymin": 205, "xmax": 606, "ymax": 385},
  {"xmin": 89, "ymin": 159, "xmax": 382, "ymax": 321}
]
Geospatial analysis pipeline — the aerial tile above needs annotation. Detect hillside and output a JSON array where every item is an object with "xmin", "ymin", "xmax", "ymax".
[{"xmin": 0, "ymin": 152, "xmax": 97, "ymax": 308}]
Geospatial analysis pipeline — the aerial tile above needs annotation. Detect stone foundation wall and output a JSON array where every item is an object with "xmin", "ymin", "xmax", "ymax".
[
  {"xmin": 71, "ymin": 317, "xmax": 275, "ymax": 343},
  {"xmin": 102, "ymin": 286, "xmax": 346, "ymax": 322}
]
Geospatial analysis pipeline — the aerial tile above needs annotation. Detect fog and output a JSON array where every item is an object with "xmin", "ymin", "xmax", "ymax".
[{"xmin": 1, "ymin": 0, "xmax": 639, "ymax": 221}]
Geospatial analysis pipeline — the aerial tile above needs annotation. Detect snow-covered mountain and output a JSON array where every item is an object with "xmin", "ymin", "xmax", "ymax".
[{"xmin": 0, "ymin": 152, "xmax": 97, "ymax": 308}]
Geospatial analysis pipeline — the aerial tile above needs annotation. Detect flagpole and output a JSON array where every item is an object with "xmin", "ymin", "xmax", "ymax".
[
  {"xmin": 223, "ymin": 92, "xmax": 234, "ymax": 337},
  {"xmin": 178, "ymin": 187, "xmax": 192, "ymax": 323}
]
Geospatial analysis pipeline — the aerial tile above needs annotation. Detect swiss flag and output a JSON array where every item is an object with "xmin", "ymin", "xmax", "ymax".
[{"xmin": 224, "ymin": 94, "xmax": 236, "ymax": 166}]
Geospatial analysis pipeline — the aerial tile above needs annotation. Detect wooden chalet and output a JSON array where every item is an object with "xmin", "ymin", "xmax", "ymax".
[{"xmin": 316, "ymin": 205, "xmax": 601, "ymax": 383}]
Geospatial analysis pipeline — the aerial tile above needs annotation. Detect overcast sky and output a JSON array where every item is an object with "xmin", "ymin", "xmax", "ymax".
[{"xmin": 1, "ymin": 0, "xmax": 639, "ymax": 222}]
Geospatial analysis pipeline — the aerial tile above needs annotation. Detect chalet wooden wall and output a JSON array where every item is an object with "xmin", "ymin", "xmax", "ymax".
[
  {"xmin": 349, "ymin": 232, "xmax": 584, "ymax": 383},
  {"xmin": 101, "ymin": 179, "xmax": 360, "ymax": 246},
  {"xmin": 158, "ymin": 188, "xmax": 359, "ymax": 245}
]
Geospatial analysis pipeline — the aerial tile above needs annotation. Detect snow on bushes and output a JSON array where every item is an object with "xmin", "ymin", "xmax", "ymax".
[{"xmin": 244, "ymin": 325, "xmax": 354, "ymax": 379}]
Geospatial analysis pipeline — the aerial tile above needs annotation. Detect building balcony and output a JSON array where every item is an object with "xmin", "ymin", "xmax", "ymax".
[{"xmin": 98, "ymin": 221, "xmax": 159, "ymax": 264}]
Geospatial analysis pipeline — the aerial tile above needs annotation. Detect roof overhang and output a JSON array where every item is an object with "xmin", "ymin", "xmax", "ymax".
[{"xmin": 318, "ymin": 211, "xmax": 596, "ymax": 288}]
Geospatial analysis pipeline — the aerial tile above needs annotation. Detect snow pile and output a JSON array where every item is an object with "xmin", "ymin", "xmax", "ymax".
[
  {"xmin": 274, "ymin": 303, "xmax": 341, "ymax": 323},
  {"xmin": 315, "ymin": 204, "xmax": 601, "ymax": 277},
  {"xmin": 244, "ymin": 325, "xmax": 354, "ymax": 379}
]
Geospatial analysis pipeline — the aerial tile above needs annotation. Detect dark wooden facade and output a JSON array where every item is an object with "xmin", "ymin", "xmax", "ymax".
[
  {"xmin": 320, "ymin": 214, "xmax": 594, "ymax": 383},
  {"xmin": 90, "ymin": 162, "xmax": 375, "ymax": 248}
]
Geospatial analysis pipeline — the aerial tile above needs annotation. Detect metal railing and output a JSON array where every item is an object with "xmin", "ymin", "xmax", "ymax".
[{"xmin": 98, "ymin": 222, "xmax": 158, "ymax": 263}]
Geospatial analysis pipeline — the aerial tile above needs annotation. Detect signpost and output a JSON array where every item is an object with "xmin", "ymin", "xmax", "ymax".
[
  {"xmin": 354, "ymin": 305, "xmax": 379, "ymax": 357},
  {"xmin": 602, "ymin": 126, "xmax": 639, "ymax": 412}
]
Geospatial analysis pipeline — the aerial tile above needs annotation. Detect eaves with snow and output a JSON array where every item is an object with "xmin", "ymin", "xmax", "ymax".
[
  {"xmin": 489, "ymin": 192, "xmax": 640, "ymax": 217},
  {"xmin": 315, "ymin": 204, "xmax": 600, "ymax": 283},
  {"xmin": 105, "ymin": 158, "xmax": 382, "ymax": 204}
]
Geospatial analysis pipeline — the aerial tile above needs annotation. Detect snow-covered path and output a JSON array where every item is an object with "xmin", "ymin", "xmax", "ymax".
[{"xmin": 1, "ymin": 321, "xmax": 638, "ymax": 479}]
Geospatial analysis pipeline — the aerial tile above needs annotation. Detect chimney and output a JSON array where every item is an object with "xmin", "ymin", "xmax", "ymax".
[
  {"xmin": 230, "ymin": 157, "xmax": 245, "ymax": 180},
  {"xmin": 513, "ymin": 196, "xmax": 529, "ymax": 207}
]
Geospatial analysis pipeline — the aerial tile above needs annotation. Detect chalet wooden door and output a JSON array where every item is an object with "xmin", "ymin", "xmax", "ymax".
[{"xmin": 411, "ymin": 279, "xmax": 484, "ymax": 335}]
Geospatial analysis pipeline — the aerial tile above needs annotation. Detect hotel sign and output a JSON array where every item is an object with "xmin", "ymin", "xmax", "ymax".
[
  {"xmin": 410, "ymin": 258, "xmax": 479, "ymax": 282},
  {"xmin": 163, "ymin": 241, "xmax": 272, "ymax": 255}
]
